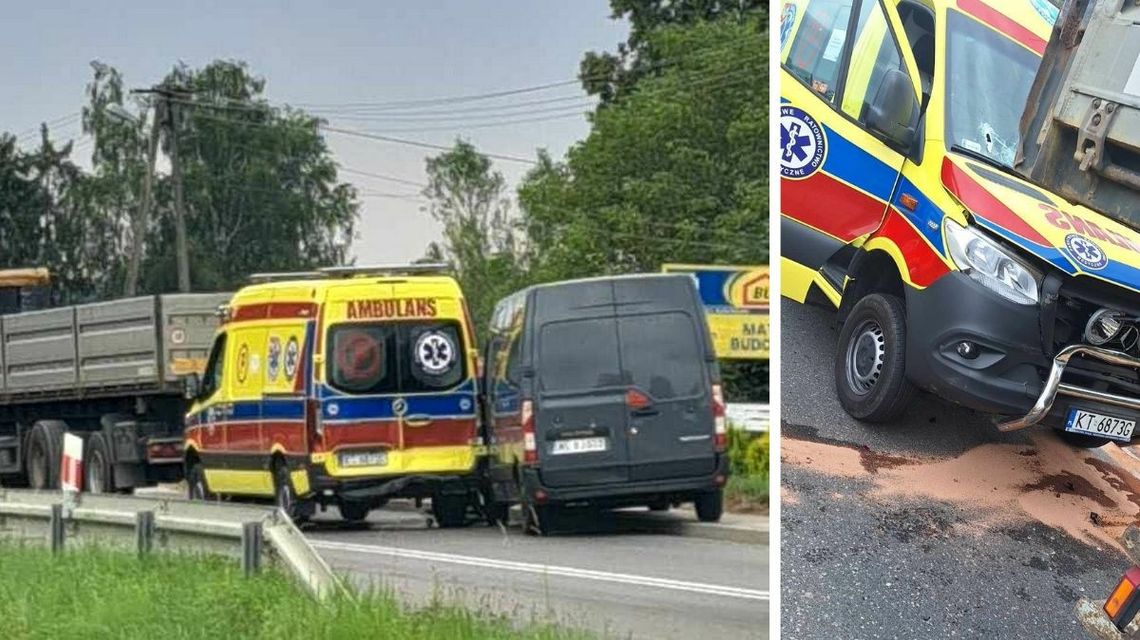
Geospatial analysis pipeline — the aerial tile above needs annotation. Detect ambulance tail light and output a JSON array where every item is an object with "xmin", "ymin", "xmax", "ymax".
[
  {"xmin": 712, "ymin": 383, "xmax": 727, "ymax": 452},
  {"xmin": 522, "ymin": 399, "xmax": 537, "ymax": 465},
  {"xmin": 305, "ymin": 398, "xmax": 324, "ymax": 452}
]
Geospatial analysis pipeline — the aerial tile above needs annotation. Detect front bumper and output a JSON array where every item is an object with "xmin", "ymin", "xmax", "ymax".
[
  {"xmin": 905, "ymin": 272, "xmax": 1140, "ymax": 433},
  {"xmin": 519, "ymin": 455, "xmax": 728, "ymax": 507}
]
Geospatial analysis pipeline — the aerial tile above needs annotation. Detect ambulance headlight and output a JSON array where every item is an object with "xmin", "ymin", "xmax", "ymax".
[{"xmin": 944, "ymin": 218, "xmax": 1040, "ymax": 305}]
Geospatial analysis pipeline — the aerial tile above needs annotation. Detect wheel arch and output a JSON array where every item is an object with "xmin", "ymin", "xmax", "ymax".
[{"xmin": 838, "ymin": 248, "xmax": 908, "ymax": 325}]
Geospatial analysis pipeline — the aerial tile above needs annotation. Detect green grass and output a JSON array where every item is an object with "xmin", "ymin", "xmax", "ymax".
[
  {"xmin": 725, "ymin": 474, "xmax": 768, "ymax": 514},
  {"xmin": 0, "ymin": 542, "xmax": 593, "ymax": 640}
]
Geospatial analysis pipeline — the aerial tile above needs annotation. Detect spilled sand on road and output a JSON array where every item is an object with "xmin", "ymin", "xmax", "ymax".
[{"xmin": 783, "ymin": 434, "xmax": 1140, "ymax": 550}]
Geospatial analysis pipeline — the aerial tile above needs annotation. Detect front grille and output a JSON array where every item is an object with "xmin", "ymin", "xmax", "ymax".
[{"xmin": 1046, "ymin": 271, "xmax": 1140, "ymax": 397}]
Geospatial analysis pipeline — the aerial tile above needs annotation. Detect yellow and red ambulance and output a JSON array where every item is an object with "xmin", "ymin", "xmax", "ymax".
[
  {"xmin": 182, "ymin": 265, "xmax": 483, "ymax": 526},
  {"xmin": 781, "ymin": 0, "xmax": 1140, "ymax": 447}
]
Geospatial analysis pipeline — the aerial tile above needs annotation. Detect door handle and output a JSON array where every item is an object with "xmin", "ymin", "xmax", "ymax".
[
  {"xmin": 631, "ymin": 407, "xmax": 659, "ymax": 417},
  {"xmin": 405, "ymin": 414, "xmax": 433, "ymax": 427}
]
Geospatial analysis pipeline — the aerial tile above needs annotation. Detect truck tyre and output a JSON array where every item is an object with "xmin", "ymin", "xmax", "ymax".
[
  {"xmin": 522, "ymin": 499, "xmax": 557, "ymax": 536},
  {"xmin": 431, "ymin": 493, "xmax": 470, "ymax": 529},
  {"xmin": 273, "ymin": 463, "xmax": 310, "ymax": 525},
  {"xmin": 84, "ymin": 433, "xmax": 115, "ymax": 493},
  {"xmin": 1058, "ymin": 430, "xmax": 1112, "ymax": 449},
  {"xmin": 338, "ymin": 501, "xmax": 371, "ymax": 523},
  {"xmin": 26, "ymin": 421, "xmax": 65, "ymax": 491},
  {"xmin": 694, "ymin": 489, "xmax": 724, "ymax": 522},
  {"xmin": 834, "ymin": 294, "xmax": 916, "ymax": 423},
  {"xmin": 187, "ymin": 461, "xmax": 213, "ymax": 501}
]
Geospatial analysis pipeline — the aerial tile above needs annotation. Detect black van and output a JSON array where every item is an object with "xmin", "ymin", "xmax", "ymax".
[{"xmin": 480, "ymin": 274, "xmax": 728, "ymax": 534}]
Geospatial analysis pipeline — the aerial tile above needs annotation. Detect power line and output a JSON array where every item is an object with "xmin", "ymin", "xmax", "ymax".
[
  {"xmin": 354, "ymin": 110, "xmax": 587, "ymax": 135},
  {"xmin": 337, "ymin": 166, "xmax": 427, "ymax": 188},
  {"xmin": 307, "ymin": 93, "xmax": 592, "ymax": 118},
  {"xmin": 320, "ymin": 125, "xmax": 538, "ymax": 165}
]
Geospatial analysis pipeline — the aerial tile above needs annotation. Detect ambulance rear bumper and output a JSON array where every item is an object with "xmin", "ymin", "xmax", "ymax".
[{"xmin": 308, "ymin": 468, "xmax": 480, "ymax": 502}]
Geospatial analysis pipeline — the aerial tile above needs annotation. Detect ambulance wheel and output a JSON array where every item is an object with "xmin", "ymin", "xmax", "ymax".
[
  {"xmin": 431, "ymin": 493, "xmax": 469, "ymax": 528},
  {"xmin": 26, "ymin": 421, "xmax": 64, "ymax": 491},
  {"xmin": 338, "ymin": 501, "xmax": 371, "ymax": 523},
  {"xmin": 187, "ymin": 462, "xmax": 213, "ymax": 501},
  {"xmin": 273, "ymin": 463, "xmax": 310, "ymax": 524},
  {"xmin": 1058, "ymin": 430, "xmax": 1111, "ymax": 449},
  {"xmin": 835, "ymin": 294, "xmax": 916, "ymax": 423},
  {"xmin": 84, "ymin": 433, "xmax": 114, "ymax": 493},
  {"xmin": 694, "ymin": 489, "xmax": 724, "ymax": 522}
]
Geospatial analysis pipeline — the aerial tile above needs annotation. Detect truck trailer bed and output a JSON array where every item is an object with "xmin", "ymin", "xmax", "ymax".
[{"xmin": 0, "ymin": 293, "xmax": 229, "ymax": 402}]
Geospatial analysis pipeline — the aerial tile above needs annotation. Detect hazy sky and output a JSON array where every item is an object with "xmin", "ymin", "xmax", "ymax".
[{"xmin": 0, "ymin": 0, "xmax": 628, "ymax": 263}]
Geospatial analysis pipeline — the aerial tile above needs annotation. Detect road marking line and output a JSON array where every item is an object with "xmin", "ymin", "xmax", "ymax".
[{"xmin": 312, "ymin": 539, "xmax": 769, "ymax": 601}]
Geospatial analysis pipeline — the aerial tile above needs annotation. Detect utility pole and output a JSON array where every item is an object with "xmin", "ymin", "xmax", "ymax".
[
  {"xmin": 124, "ymin": 101, "xmax": 162, "ymax": 297},
  {"xmin": 128, "ymin": 86, "xmax": 191, "ymax": 293},
  {"xmin": 166, "ymin": 96, "xmax": 190, "ymax": 293}
]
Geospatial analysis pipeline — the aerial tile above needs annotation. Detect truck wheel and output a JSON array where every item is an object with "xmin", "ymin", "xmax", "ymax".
[
  {"xmin": 26, "ymin": 421, "xmax": 65, "ymax": 490},
  {"xmin": 694, "ymin": 489, "xmax": 724, "ymax": 522},
  {"xmin": 273, "ymin": 463, "xmax": 310, "ymax": 525},
  {"xmin": 187, "ymin": 462, "xmax": 213, "ymax": 501},
  {"xmin": 1058, "ymin": 430, "xmax": 1111, "ymax": 449},
  {"xmin": 431, "ymin": 493, "xmax": 470, "ymax": 528},
  {"xmin": 84, "ymin": 434, "xmax": 114, "ymax": 493},
  {"xmin": 338, "ymin": 501, "xmax": 371, "ymax": 523},
  {"xmin": 834, "ymin": 294, "xmax": 916, "ymax": 422}
]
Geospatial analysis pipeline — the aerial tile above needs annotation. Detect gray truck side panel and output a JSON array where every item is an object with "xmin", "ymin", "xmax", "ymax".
[{"xmin": 0, "ymin": 293, "xmax": 229, "ymax": 397}]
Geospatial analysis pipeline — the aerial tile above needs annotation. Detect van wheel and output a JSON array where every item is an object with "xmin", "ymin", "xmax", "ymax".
[
  {"xmin": 694, "ymin": 490, "xmax": 724, "ymax": 523},
  {"xmin": 1058, "ymin": 430, "xmax": 1112, "ymax": 449},
  {"xmin": 432, "ymin": 493, "xmax": 469, "ymax": 528},
  {"xmin": 338, "ymin": 501, "xmax": 371, "ymax": 523},
  {"xmin": 834, "ymin": 294, "xmax": 916, "ymax": 422},
  {"xmin": 187, "ymin": 462, "xmax": 213, "ymax": 501},
  {"xmin": 84, "ymin": 434, "xmax": 114, "ymax": 493},
  {"xmin": 648, "ymin": 499, "xmax": 670, "ymax": 512},
  {"xmin": 273, "ymin": 463, "xmax": 310, "ymax": 525}
]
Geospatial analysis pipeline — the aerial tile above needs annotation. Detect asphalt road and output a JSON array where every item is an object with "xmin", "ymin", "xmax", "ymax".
[
  {"xmin": 304, "ymin": 505, "xmax": 769, "ymax": 640},
  {"xmin": 781, "ymin": 300, "xmax": 1136, "ymax": 640}
]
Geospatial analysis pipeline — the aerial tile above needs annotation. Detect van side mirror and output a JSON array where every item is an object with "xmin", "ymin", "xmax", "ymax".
[
  {"xmin": 183, "ymin": 373, "xmax": 201, "ymax": 401},
  {"xmin": 866, "ymin": 68, "xmax": 918, "ymax": 151}
]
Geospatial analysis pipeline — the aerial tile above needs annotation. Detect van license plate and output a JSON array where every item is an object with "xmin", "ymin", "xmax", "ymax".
[
  {"xmin": 339, "ymin": 450, "xmax": 387, "ymax": 467},
  {"xmin": 1065, "ymin": 408, "xmax": 1135, "ymax": 442},
  {"xmin": 551, "ymin": 437, "xmax": 607, "ymax": 455}
]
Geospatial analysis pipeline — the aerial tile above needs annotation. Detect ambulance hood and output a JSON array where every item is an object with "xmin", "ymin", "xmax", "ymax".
[{"xmin": 941, "ymin": 155, "xmax": 1140, "ymax": 295}]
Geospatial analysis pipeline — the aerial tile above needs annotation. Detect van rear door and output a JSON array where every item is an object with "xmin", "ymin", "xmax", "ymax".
[
  {"xmin": 613, "ymin": 277, "xmax": 716, "ymax": 482},
  {"xmin": 533, "ymin": 281, "xmax": 630, "ymax": 488}
]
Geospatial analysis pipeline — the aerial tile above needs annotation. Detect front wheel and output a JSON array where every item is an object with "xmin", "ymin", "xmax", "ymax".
[
  {"xmin": 834, "ymin": 294, "xmax": 916, "ymax": 422},
  {"xmin": 186, "ymin": 462, "xmax": 213, "ymax": 501},
  {"xmin": 1058, "ymin": 430, "xmax": 1112, "ymax": 449},
  {"xmin": 338, "ymin": 501, "xmax": 371, "ymax": 523},
  {"xmin": 432, "ymin": 493, "xmax": 470, "ymax": 528},
  {"xmin": 84, "ymin": 434, "xmax": 114, "ymax": 494}
]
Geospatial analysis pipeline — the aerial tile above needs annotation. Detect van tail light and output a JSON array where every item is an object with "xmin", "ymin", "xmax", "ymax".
[
  {"xmin": 305, "ymin": 398, "xmax": 324, "ymax": 453},
  {"xmin": 712, "ymin": 383, "xmax": 727, "ymax": 451},
  {"xmin": 625, "ymin": 388, "xmax": 652, "ymax": 410},
  {"xmin": 522, "ymin": 399, "xmax": 537, "ymax": 464},
  {"xmin": 1105, "ymin": 566, "xmax": 1140, "ymax": 631}
]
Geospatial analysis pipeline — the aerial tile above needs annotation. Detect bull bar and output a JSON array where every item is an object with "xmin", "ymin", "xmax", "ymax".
[{"xmin": 998, "ymin": 344, "xmax": 1140, "ymax": 432}]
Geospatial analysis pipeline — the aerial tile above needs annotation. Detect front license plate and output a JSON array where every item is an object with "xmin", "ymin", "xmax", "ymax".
[
  {"xmin": 338, "ymin": 450, "xmax": 387, "ymax": 467},
  {"xmin": 551, "ymin": 437, "xmax": 608, "ymax": 455},
  {"xmin": 1065, "ymin": 408, "xmax": 1136, "ymax": 442}
]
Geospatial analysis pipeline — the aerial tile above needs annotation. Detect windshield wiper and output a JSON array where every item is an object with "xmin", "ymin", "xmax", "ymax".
[{"xmin": 950, "ymin": 144, "xmax": 1017, "ymax": 177}]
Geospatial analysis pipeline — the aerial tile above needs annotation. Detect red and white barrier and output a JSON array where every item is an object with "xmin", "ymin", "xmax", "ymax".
[{"xmin": 60, "ymin": 433, "xmax": 83, "ymax": 493}]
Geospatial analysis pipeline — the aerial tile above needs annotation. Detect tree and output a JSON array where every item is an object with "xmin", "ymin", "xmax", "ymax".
[
  {"xmin": 139, "ymin": 61, "xmax": 359, "ymax": 292},
  {"xmin": 421, "ymin": 140, "xmax": 528, "ymax": 336},
  {"xmin": 580, "ymin": 0, "xmax": 767, "ymax": 103},
  {"xmin": 522, "ymin": 12, "xmax": 769, "ymax": 400}
]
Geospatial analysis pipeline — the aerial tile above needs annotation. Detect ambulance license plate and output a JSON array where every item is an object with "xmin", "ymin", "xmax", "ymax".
[
  {"xmin": 551, "ymin": 437, "xmax": 607, "ymax": 455},
  {"xmin": 1065, "ymin": 408, "xmax": 1135, "ymax": 442},
  {"xmin": 339, "ymin": 450, "xmax": 387, "ymax": 467}
]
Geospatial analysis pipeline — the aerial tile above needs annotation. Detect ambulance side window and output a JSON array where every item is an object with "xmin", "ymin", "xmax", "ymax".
[
  {"xmin": 839, "ymin": 0, "xmax": 907, "ymax": 123},
  {"xmin": 784, "ymin": 0, "xmax": 855, "ymax": 104},
  {"xmin": 200, "ymin": 333, "xmax": 227, "ymax": 400}
]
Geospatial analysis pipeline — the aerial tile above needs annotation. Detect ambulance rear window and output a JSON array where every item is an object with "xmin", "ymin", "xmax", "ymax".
[{"xmin": 327, "ymin": 320, "xmax": 466, "ymax": 394}]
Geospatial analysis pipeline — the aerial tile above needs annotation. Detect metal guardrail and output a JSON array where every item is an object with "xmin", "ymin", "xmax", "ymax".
[
  {"xmin": 0, "ymin": 489, "xmax": 341, "ymax": 600},
  {"xmin": 726, "ymin": 403, "xmax": 770, "ymax": 433}
]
